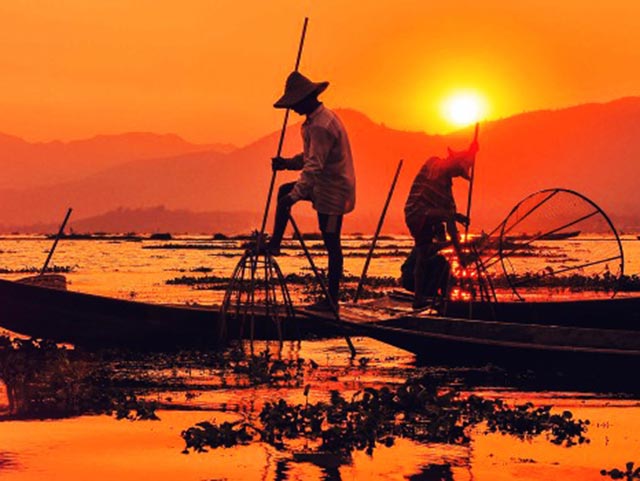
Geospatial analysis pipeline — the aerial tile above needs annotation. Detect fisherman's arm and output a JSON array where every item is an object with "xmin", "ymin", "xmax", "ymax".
[
  {"xmin": 272, "ymin": 153, "xmax": 304, "ymax": 171},
  {"xmin": 447, "ymin": 213, "xmax": 470, "ymax": 265}
]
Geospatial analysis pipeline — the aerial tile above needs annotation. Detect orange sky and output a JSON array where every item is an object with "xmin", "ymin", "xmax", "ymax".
[{"xmin": 1, "ymin": 1, "xmax": 639, "ymax": 145}]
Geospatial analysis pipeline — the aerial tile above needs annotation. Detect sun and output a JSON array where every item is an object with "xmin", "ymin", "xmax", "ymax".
[{"xmin": 441, "ymin": 91, "xmax": 488, "ymax": 127}]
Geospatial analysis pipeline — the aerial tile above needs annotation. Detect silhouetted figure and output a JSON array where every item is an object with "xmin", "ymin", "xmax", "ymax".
[
  {"xmin": 404, "ymin": 142, "xmax": 477, "ymax": 309},
  {"xmin": 269, "ymin": 72, "xmax": 356, "ymax": 311},
  {"xmin": 400, "ymin": 246, "xmax": 451, "ymax": 300}
]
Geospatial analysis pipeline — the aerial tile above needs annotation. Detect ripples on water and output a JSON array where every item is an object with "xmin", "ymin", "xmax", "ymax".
[{"xmin": 1, "ymin": 234, "xmax": 640, "ymax": 480}]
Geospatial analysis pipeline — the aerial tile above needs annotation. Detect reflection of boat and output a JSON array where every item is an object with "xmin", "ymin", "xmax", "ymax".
[{"xmin": 0, "ymin": 278, "xmax": 302, "ymax": 349}]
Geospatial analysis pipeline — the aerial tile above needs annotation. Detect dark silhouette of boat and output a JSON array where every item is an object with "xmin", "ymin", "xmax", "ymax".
[
  {"xmin": 297, "ymin": 294, "xmax": 640, "ymax": 381},
  {"xmin": 0, "ymin": 278, "xmax": 303, "ymax": 349},
  {"xmin": 2, "ymin": 275, "xmax": 640, "ymax": 371},
  {"xmin": 336, "ymin": 310, "xmax": 640, "ymax": 377}
]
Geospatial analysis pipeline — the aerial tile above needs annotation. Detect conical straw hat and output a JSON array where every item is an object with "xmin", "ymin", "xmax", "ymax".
[{"xmin": 274, "ymin": 71, "xmax": 329, "ymax": 109}]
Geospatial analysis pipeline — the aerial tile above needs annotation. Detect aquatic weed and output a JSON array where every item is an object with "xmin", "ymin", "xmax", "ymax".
[
  {"xmin": 0, "ymin": 336, "xmax": 158, "ymax": 420},
  {"xmin": 181, "ymin": 372, "xmax": 589, "ymax": 456},
  {"xmin": 601, "ymin": 461, "xmax": 640, "ymax": 480}
]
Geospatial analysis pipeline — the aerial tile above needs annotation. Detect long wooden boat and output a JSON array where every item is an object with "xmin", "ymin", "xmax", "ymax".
[
  {"xmin": 298, "ymin": 305, "xmax": 640, "ymax": 379},
  {"xmin": 0, "ymin": 278, "xmax": 306, "ymax": 349},
  {"xmin": 385, "ymin": 291, "xmax": 640, "ymax": 330}
]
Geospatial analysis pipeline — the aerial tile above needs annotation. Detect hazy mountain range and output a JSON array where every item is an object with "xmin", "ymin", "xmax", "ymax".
[{"xmin": 1, "ymin": 97, "xmax": 639, "ymax": 234}]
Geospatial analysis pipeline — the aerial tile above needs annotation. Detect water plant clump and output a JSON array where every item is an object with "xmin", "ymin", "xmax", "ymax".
[
  {"xmin": 601, "ymin": 461, "xmax": 640, "ymax": 480},
  {"xmin": 181, "ymin": 372, "xmax": 589, "ymax": 456},
  {"xmin": 0, "ymin": 336, "xmax": 157, "ymax": 420},
  {"xmin": 0, "ymin": 265, "xmax": 74, "ymax": 274}
]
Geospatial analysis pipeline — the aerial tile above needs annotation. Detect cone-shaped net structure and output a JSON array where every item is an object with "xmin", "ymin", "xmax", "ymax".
[{"xmin": 219, "ymin": 249, "xmax": 296, "ymax": 349}]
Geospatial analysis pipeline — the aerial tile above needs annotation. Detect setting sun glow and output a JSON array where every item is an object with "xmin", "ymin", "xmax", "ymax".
[{"xmin": 441, "ymin": 91, "xmax": 488, "ymax": 127}]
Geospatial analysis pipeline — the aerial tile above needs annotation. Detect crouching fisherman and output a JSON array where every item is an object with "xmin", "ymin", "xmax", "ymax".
[
  {"xmin": 268, "ymin": 72, "xmax": 356, "ymax": 312},
  {"xmin": 404, "ymin": 140, "xmax": 478, "ymax": 309}
]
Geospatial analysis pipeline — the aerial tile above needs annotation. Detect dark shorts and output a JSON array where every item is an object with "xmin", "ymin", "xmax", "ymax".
[{"xmin": 408, "ymin": 218, "xmax": 445, "ymax": 248}]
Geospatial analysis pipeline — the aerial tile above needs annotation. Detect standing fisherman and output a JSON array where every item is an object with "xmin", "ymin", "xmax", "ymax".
[
  {"xmin": 404, "ymin": 140, "xmax": 478, "ymax": 309},
  {"xmin": 268, "ymin": 71, "xmax": 356, "ymax": 312}
]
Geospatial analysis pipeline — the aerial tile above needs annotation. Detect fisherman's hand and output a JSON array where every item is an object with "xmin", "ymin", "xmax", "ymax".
[
  {"xmin": 271, "ymin": 156, "xmax": 288, "ymax": 171},
  {"xmin": 455, "ymin": 213, "xmax": 470, "ymax": 226},
  {"xmin": 279, "ymin": 194, "xmax": 296, "ymax": 209}
]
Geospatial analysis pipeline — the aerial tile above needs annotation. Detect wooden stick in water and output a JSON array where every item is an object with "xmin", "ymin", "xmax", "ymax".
[
  {"xmin": 354, "ymin": 159, "xmax": 403, "ymax": 303},
  {"xmin": 258, "ymin": 17, "xmax": 309, "ymax": 240},
  {"xmin": 40, "ymin": 207, "xmax": 72, "ymax": 276},
  {"xmin": 289, "ymin": 215, "xmax": 356, "ymax": 358}
]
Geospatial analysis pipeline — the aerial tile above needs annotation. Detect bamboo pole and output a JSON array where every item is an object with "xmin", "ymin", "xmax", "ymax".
[
  {"xmin": 354, "ymin": 159, "xmax": 403, "ymax": 303},
  {"xmin": 463, "ymin": 123, "xmax": 480, "ymax": 241},
  {"xmin": 40, "ymin": 207, "xmax": 72, "ymax": 276},
  {"xmin": 258, "ymin": 17, "xmax": 309, "ymax": 241}
]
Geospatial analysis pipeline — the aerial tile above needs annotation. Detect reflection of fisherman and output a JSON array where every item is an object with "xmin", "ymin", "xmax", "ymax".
[
  {"xmin": 404, "ymin": 141, "xmax": 477, "ymax": 309},
  {"xmin": 268, "ymin": 72, "xmax": 356, "ymax": 311}
]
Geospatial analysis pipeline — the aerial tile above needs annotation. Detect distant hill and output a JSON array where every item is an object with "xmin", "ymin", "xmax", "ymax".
[
  {"xmin": 8, "ymin": 206, "xmax": 258, "ymax": 235},
  {"xmin": 0, "ymin": 131, "xmax": 235, "ymax": 189},
  {"xmin": 6, "ymin": 205, "xmax": 321, "ymax": 236},
  {"xmin": 0, "ymin": 98, "xmax": 639, "ymax": 234}
]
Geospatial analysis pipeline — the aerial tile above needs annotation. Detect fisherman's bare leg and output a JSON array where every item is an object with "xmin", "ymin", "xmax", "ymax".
[
  {"xmin": 319, "ymin": 213, "xmax": 344, "ymax": 306},
  {"xmin": 268, "ymin": 182, "xmax": 296, "ymax": 254},
  {"xmin": 413, "ymin": 243, "xmax": 429, "ymax": 309}
]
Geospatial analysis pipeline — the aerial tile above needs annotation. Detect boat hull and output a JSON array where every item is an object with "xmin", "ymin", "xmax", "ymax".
[
  {"xmin": 0, "ymin": 279, "xmax": 303, "ymax": 349},
  {"xmin": 385, "ymin": 292, "xmax": 640, "ymax": 330}
]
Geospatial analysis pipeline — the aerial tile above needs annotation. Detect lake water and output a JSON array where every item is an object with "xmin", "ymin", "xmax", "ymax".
[{"xmin": 1, "ymin": 234, "xmax": 639, "ymax": 480}]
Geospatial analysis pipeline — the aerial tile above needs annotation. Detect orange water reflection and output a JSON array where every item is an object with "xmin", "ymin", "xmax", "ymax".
[
  {"xmin": 1, "ymin": 236, "xmax": 640, "ymax": 479},
  {"xmin": 1, "ymin": 400, "xmax": 639, "ymax": 480}
]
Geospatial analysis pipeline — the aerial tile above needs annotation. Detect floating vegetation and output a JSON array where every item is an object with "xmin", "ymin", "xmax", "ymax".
[
  {"xmin": 226, "ymin": 349, "xmax": 306, "ymax": 388},
  {"xmin": 166, "ymin": 274, "xmax": 228, "ymax": 286},
  {"xmin": 190, "ymin": 266, "xmax": 213, "ymax": 273},
  {"xmin": 144, "ymin": 243, "xmax": 237, "ymax": 250},
  {"xmin": 0, "ymin": 265, "xmax": 74, "ymax": 274},
  {"xmin": 502, "ymin": 272, "xmax": 639, "ymax": 292},
  {"xmin": 0, "ymin": 339, "xmax": 318, "ymax": 420},
  {"xmin": 46, "ymin": 233, "xmax": 143, "ymax": 241},
  {"xmin": 181, "ymin": 372, "xmax": 589, "ymax": 456},
  {"xmin": 0, "ymin": 336, "xmax": 157, "ymax": 420},
  {"xmin": 166, "ymin": 272, "xmax": 400, "ymax": 298},
  {"xmin": 601, "ymin": 461, "xmax": 640, "ymax": 480}
]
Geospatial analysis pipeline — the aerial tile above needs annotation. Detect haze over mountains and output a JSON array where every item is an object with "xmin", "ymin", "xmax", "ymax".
[{"xmin": 1, "ymin": 97, "xmax": 639, "ymax": 234}]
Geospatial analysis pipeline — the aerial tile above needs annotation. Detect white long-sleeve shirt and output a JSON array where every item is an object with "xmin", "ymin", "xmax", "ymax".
[{"xmin": 288, "ymin": 105, "xmax": 356, "ymax": 215}]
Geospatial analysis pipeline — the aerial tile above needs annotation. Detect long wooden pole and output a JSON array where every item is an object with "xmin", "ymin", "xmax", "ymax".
[
  {"xmin": 289, "ymin": 215, "xmax": 356, "ymax": 358},
  {"xmin": 40, "ymin": 207, "xmax": 72, "ymax": 276},
  {"xmin": 258, "ymin": 17, "xmax": 309, "ymax": 240},
  {"xmin": 353, "ymin": 159, "xmax": 403, "ymax": 303},
  {"xmin": 463, "ymin": 123, "xmax": 480, "ymax": 241}
]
